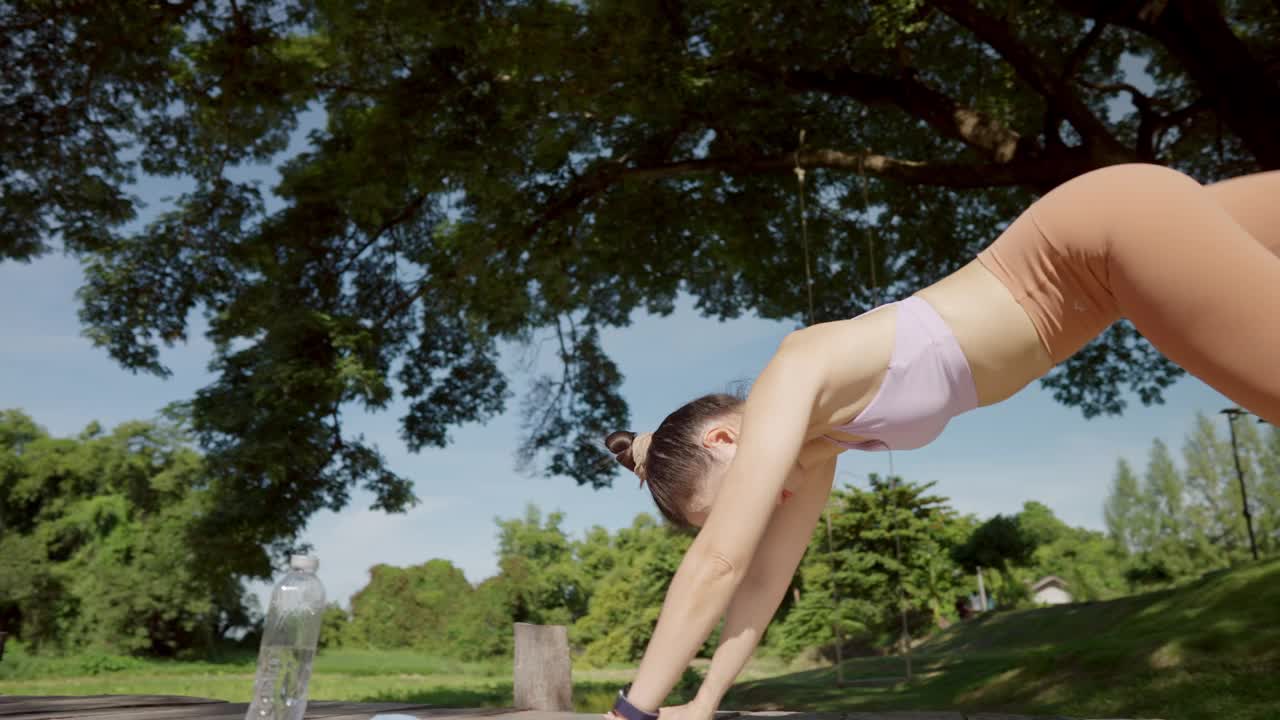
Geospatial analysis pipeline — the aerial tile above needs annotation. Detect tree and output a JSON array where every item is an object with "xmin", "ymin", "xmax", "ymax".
[
  {"xmin": 1183, "ymin": 412, "xmax": 1256, "ymax": 562},
  {"xmin": 1016, "ymin": 501, "xmax": 1127, "ymax": 601},
  {"xmin": 449, "ymin": 576, "xmax": 514, "ymax": 661},
  {"xmin": 493, "ymin": 504, "xmax": 589, "ymax": 626},
  {"xmin": 773, "ymin": 475, "xmax": 963, "ymax": 657},
  {"xmin": 952, "ymin": 514, "xmax": 1037, "ymax": 575},
  {"xmin": 1255, "ymin": 424, "xmax": 1280, "ymax": 553},
  {"xmin": 771, "ymin": 544, "xmax": 878, "ymax": 662},
  {"xmin": 1108, "ymin": 413, "xmax": 1278, "ymax": 591},
  {"xmin": 1127, "ymin": 437, "xmax": 1222, "ymax": 582},
  {"xmin": 318, "ymin": 603, "xmax": 349, "ymax": 650},
  {"xmin": 1142, "ymin": 440, "xmax": 1185, "ymax": 542},
  {"xmin": 344, "ymin": 559, "xmax": 474, "ymax": 653},
  {"xmin": 570, "ymin": 514, "xmax": 700, "ymax": 666},
  {"xmin": 952, "ymin": 512, "xmax": 1038, "ymax": 604},
  {"xmin": 1104, "ymin": 458, "xmax": 1144, "ymax": 554},
  {"xmin": 7, "ymin": 1, "xmax": 1279, "ymax": 557},
  {"xmin": 0, "ymin": 410, "xmax": 255, "ymax": 655}
]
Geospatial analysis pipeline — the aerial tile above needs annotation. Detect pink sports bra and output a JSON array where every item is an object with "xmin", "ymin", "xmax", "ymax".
[{"xmin": 824, "ymin": 296, "xmax": 979, "ymax": 452}]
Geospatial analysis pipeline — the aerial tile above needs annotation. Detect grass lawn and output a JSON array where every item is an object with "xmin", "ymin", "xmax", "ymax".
[
  {"xmin": 725, "ymin": 556, "xmax": 1280, "ymax": 720},
  {"xmin": 0, "ymin": 645, "xmax": 783, "ymax": 712},
  {"xmin": 3, "ymin": 557, "xmax": 1277, "ymax": 720}
]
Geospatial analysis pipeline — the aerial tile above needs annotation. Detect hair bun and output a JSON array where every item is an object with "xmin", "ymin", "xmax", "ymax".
[{"xmin": 605, "ymin": 430, "xmax": 637, "ymax": 472}]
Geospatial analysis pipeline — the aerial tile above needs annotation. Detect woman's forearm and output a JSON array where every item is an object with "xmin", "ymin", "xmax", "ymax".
[
  {"xmin": 691, "ymin": 458, "xmax": 836, "ymax": 711},
  {"xmin": 624, "ymin": 542, "xmax": 744, "ymax": 711},
  {"xmin": 695, "ymin": 455, "xmax": 838, "ymax": 711},
  {"xmin": 692, "ymin": 576, "xmax": 791, "ymax": 711}
]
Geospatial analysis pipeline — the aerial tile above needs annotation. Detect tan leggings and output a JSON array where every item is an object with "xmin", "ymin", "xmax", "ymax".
[{"xmin": 978, "ymin": 165, "xmax": 1280, "ymax": 423}]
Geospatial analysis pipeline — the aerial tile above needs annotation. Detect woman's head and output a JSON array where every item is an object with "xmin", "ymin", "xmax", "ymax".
[{"xmin": 605, "ymin": 393, "xmax": 744, "ymax": 530}]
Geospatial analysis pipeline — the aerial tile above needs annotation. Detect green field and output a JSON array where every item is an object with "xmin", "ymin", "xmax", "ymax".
[{"xmin": 3, "ymin": 557, "xmax": 1277, "ymax": 720}]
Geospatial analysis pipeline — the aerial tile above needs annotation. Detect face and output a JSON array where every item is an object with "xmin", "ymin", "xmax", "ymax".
[{"xmin": 681, "ymin": 415, "xmax": 794, "ymax": 528}]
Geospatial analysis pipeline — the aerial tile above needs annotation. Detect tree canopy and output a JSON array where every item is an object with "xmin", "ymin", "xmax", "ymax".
[
  {"xmin": 0, "ymin": 410, "xmax": 256, "ymax": 655},
  {"xmin": 4, "ymin": 0, "xmax": 1279, "ymax": 546},
  {"xmin": 951, "ymin": 513, "xmax": 1037, "ymax": 575}
]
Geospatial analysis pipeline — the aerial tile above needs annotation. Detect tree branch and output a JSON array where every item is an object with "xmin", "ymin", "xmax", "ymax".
[
  {"xmin": 1037, "ymin": 18, "xmax": 1109, "ymax": 153},
  {"xmin": 1150, "ymin": 96, "xmax": 1212, "ymax": 158},
  {"xmin": 522, "ymin": 162, "xmax": 622, "ymax": 243},
  {"xmin": 338, "ymin": 193, "xmax": 429, "ymax": 275},
  {"xmin": 1078, "ymin": 80, "xmax": 1214, "ymax": 161},
  {"xmin": 1061, "ymin": 18, "xmax": 1109, "ymax": 83},
  {"xmin": 768, "ymin": 65, "xmax": 1026, "ymax": 162},
  {"xmin": 521, "ymin": 144, "xmax": 1099, "ymax": 251},
  {"xmin": 1079, "ymin": 80, "xmax": 1156, "ymax": 107},
  {"xmin": 620, "ymin": 149, "xmax": 1069, "ymax": 188},
  {"xmin": 1053, "ymin": 0, "xmax": 1280, "ymax": 168},
  {"xmin": 1159, "ymin": 96, "xmax": 1212, "ymax": 130},
  {"xmin": 1078, "ymin": 79, "xmax": 1160, "ymax": 160},
  {"xmin": 929, "ymin": 0, "xmax": 1128, "ymax": 160}
]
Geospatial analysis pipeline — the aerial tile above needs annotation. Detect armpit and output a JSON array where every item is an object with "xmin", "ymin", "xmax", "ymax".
[{"xmin": 795, "ymin": 436, "xmax": 845, "ymax": 470}]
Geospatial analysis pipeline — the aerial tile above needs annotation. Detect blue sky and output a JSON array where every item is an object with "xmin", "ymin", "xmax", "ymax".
[
  {"xmin": 0, "ymin": 63, "xmax": 1237, "ymax": 612},
  {"xmin": 0, "ymin": 247, "xmax": 1233, "ymax": 613}
]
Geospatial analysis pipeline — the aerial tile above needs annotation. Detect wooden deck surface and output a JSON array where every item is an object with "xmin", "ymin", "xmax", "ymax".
[{"xmin": 0, "ymin": 695, "xmax": 1095, "ymax": 720}]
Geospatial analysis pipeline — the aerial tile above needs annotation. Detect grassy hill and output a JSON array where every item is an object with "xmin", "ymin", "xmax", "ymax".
[{"xmin": 725, "ymin": 556, "xmax": 1280, "ymax": 720}]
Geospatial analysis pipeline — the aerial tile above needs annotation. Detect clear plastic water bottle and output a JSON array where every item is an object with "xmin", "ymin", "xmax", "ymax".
[{"xmin": 245, "ymin": 555, "xmax": 326, "ymax": 720}]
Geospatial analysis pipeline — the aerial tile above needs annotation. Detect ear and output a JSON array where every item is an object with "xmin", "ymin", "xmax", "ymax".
[{"xmin": 702, "ymin": 423, "xmax": 737, "ymax": 448}]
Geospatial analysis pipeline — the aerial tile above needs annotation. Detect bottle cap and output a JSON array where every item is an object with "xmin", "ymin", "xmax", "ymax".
[{"xmin": 290, "ymin": 554, "xmax": 319, "ymax": 572}]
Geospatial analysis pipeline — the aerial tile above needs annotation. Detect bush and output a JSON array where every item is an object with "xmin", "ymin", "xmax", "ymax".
[
  {"xmin": 319, "ymin": 603, "xmax": 348, "ymax": 650},
  {"xmin": 75, "ymin": 652, "xmax": 146, "ymax": 675}
]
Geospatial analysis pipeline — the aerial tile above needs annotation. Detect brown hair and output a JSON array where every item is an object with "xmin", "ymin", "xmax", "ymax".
[{"xmin": 605, "ymin": 392, "xmax": 744, "ymax": 529}]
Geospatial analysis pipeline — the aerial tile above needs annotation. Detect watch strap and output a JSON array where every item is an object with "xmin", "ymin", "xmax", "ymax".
[{"xmin": 612, "ymin": 684, "xmax": 660, "ymax": 720}]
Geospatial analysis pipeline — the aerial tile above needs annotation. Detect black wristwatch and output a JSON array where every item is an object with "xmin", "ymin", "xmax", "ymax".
[{"xmin": 612, "ymin": 683, "xmax": 660, "ymax": 720}]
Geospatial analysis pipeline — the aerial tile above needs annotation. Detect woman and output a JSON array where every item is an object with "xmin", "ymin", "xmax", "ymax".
[{"xmin": 601, "ymin": 164, "xmax": 1280, "ymax": 720}]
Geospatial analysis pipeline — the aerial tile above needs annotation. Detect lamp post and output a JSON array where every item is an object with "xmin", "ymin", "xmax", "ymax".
[{"xmin": 1220, "ymin": 407, "xmax": 1261, "ymax": 561}]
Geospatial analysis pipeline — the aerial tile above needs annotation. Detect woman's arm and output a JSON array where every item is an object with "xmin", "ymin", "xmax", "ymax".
[
  {"xmin": 623, "ymin": 335, "xmax": 826, "ymax": 710},
  {"xmin": 690, "ymin": 455, "xmax": 838, "ymax": 712}
]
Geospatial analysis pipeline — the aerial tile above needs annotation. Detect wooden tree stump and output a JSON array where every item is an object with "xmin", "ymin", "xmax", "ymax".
[{"xmin": 512, "ymin": 623, "xmax": 573, "ymax": 711}]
